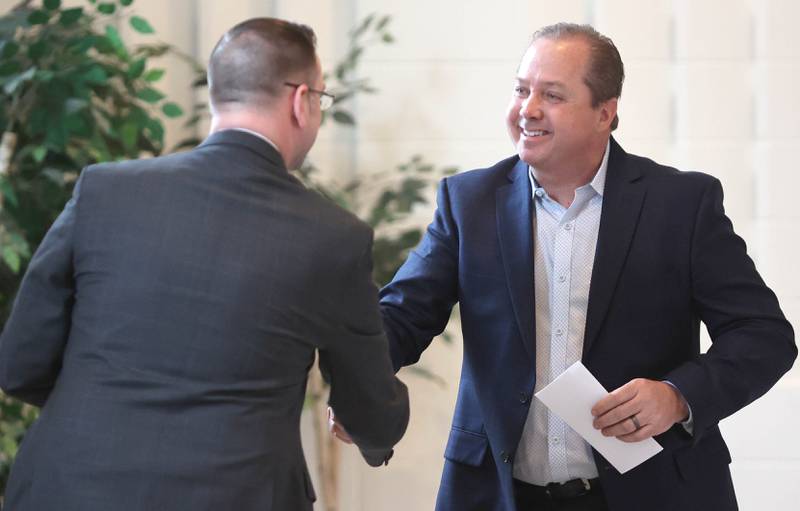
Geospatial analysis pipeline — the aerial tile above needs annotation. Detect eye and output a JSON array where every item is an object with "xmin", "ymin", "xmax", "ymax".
[
  {"xmin": 513, "ymin": 85, "xmax": 530, "ymax": 98},
  {"xmin": 544, "ymin": 91, "xmax": 563, "ymax": 102}
]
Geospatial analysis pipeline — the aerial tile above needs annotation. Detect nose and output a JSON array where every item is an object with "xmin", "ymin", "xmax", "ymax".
[{"xmin": 520, "ymin": 95, "xmax": 543, "ymax": 120}]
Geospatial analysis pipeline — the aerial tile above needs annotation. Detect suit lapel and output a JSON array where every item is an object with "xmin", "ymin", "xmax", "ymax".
[
  {"xmin": 497, "ymin": 159, "xmax": 536, "ymax": 362},
  {"xmin": 583, "ymin": 139, "xmax": 646, "ymax": 355}
]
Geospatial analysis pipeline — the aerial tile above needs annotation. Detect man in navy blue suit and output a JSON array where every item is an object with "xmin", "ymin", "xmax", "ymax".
[{"xmin": 335, "ymin": 22, "xmax": 795, "ymax": 510}]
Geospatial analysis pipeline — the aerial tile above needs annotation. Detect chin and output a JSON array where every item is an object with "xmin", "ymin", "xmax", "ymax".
[{"xmin": 517, "ymin": 142, "xmax": 543, "ymax": 168}]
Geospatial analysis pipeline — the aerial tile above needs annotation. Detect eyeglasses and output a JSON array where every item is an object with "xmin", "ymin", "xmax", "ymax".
[{"xmin": 284, "ymin": 82, "xmax": 335, "ymax": 111}]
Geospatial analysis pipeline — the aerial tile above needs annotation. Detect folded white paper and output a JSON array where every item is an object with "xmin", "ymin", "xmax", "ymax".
[{"xmin": 534, "ymin": 361, "xmax": 662, "ymax": 474}]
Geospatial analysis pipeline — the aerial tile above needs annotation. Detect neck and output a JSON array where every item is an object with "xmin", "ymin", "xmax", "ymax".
[
  {"xmin": 209, "ymin": 106, "xmax": 294, "ymax": 167},
  {"xmin": 532, "ymin": 138, "xmax": 607, "ymax": 208}
]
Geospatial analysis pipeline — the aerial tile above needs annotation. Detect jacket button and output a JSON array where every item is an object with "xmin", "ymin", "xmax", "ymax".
[
  {"xmin": 501, "ymin": 451, "xmax": 512, "ymax": 463},
  {"xmin": 519, "ymin": 392, "xmax": 529, "ymax": 404}
]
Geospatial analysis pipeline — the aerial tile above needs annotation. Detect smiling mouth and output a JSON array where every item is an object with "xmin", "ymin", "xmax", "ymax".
[{"xmin": 521, "ymin": 128, "xmax": 550, "ymax": 138}]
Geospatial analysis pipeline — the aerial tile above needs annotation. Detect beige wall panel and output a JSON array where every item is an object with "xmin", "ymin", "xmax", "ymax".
[
  {"xmin": 674, "ymin": 63, "xmax": 753, "ymax": 139},
  {"xmin": 615, "ymin": 62, "xmax": 673, "ymax": 140},
  {"xmin": 353, "ymin": 0, "xmax": 591, "ymax": 62},
  {"xmin": 354, "ymin": 61, "xmax": 513, "ymax": 144},
  {"xmin": 754, "ymin": 62, "xmax": 800, "ymax": 139},
  {"xmin": 753, "ymin": 0, "xmax": 800, "ymax": 59},
  {"xmin": 594, "ymin": 0, "xmax": 672, "ymax": 60},
  {"xmin": 674, "ymin": 0, "xmax": 752, "ymax": 60},
  {"xmin": 754, "ymin": 141, "xmax": 800, "ymax": 220}
]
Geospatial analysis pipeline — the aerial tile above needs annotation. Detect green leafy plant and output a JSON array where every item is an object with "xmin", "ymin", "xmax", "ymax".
[{"xmin": 0, "ymin": 0, "xmax": 186, "ymax": 495}]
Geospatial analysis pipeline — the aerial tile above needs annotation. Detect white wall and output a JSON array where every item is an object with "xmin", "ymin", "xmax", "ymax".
[{"xmin": 5, "ymin": 0, "xmax": 797, "ymax": 509}]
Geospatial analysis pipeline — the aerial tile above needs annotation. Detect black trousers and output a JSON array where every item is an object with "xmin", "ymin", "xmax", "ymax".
[{"xmin": 514, "ymin": 479, "xmax": 609, "ymax": 511}]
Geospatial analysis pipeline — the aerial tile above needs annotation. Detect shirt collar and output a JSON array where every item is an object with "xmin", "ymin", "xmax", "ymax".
[
  {"xmin": 528, "ymin": 140, "xmax": 610, "ymax": 199},
  {"xmin": 226, "ymin": 128, "xmax": 281, "ymax": 154}
]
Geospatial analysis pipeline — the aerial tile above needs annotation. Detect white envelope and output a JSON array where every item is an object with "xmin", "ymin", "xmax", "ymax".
[{"xmin": 534, "ymin": 361, "xmax": 663, "ymax": 474}]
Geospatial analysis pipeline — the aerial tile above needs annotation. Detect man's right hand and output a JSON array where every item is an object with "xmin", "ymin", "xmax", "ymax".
[{"xmin": 327, "ymin": 407, "xmax": 353, "ymax": 444}]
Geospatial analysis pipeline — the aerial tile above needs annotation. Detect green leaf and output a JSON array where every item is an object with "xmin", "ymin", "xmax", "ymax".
[
  {"xmin": 145, "ymin": 118, "xmax": 164, "ymax": 144},
  {"xmin": 32, "ymin": 146, "xmax": 47, "ymax": 162},
  {"xmin": 35, "ymin": 70, "xmax": 54, "ymax": 82},
  {"xmin": 127, "ymin": 58, "xmax": 145, "ymax": 79},
  {"xmin": 104, "ymin": 25, "xmax": 127, "ymax": 58},
  {"xmin": 82, "ymin": 65, "xmax": 108, "ymax": 84},
  {"xmin": 376, "ymin": 15, "xmax": 391, "ymax": 31},
  {"xmin": 331, "ymin": 110, "xmax": 355, "ymax": 125},
  {"xmin": 28, "ymin": 40, "xmax": 47, "ymax": 61},
  {"xmin": 2, "ymin": 247, "xmax": 21, "ymax": 273},
  {"xmin": 97, "ymin": 2, "xmax": 116, "ymax": 15},
  {"xmin": 59, "ymin": 8, "xmax": 84, "ymax": 26},
  {"xmin": 143, "ymin": 68, "xmax": 164, "ymax": 82},
  {"xmin": 120, "ymin": 0, "xmax": 134, "ymax": 5},
  {"xmin": 27, "ymin": 10, "xmax": 51, "ymax": 25},
  {"xmin": 0, "ymin": 179, "xmax": 18, "ymax": 207},
  {"xmin": 136, "ymin": 87, "xmax": 164, "ymax": 103},
  {"xmin": 0, "ymin": 61, "xmax": 21, "ymax": 76},
  {"xmin": 382, "ymin": 33, "xmax": 395, "ymax": 44},
  {"xmin": 161, "ymin": 102, "xmax": 183, "ymax": 118},
  {"xmin": 0, "ymin": 41, "xmax": 19, "ymax": 59},
  {"xmin": 352, "ymin": 13, "xmax": 375, "ymax": 38},
  {"xmin": 68, "ymin": 35, "xmax": 95, "ymax": 53},
  {"xmin": 44, "ymin": 0, "xmax": 61, "ymax": 11},
  {"xmin": 130, "ymin": 16, "xmax": 154, "ymax": 34},
  {"xmin": 120, "ymin": 120, "xmax": 138, "ymax": 151}
]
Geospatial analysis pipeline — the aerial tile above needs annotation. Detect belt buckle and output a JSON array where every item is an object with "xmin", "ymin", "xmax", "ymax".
[{"xmin": 546, "ymin": 478, "xmax": 592, "ymax": 500}]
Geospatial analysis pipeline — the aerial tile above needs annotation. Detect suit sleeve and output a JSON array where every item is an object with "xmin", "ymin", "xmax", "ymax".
[
  {"xmin": 379, "ymin": 177, "xmax": 460, "ymax": 372},
  {"xmin": 0, "ymin": 172, "xmax": 84, "ymax": 407},
  {"xmin": 318, "ymin": 230, "xmax": 410, "ymax": 467},
  {"xmin": 665, "ymin": 177, "xmax": 796, "ymax": 441}
]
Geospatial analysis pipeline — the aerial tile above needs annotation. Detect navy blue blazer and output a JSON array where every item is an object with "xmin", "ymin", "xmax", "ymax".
[{"xmin": 380, "ymin": 138, "xmax": 796, "ymax": 511}]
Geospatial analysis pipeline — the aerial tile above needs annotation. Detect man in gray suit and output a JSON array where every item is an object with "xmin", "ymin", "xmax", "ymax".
[{"xmin": 0, "ymin": 18, "xmax": 409, "ymax": 511}]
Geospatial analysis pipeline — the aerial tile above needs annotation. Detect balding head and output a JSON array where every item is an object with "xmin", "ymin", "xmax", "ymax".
[{"xmin": 208, "ymin": 18, "xmax": 318, "ymax": 110}]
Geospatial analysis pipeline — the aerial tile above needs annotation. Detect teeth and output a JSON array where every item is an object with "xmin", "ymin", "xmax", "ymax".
[{"xmin": 522, "ymin": 129, "xmax": 548, "ymax": 137}]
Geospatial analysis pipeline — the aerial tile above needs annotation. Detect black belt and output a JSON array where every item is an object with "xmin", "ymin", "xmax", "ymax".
[{"xmin": 514, "ymin": 477, "xmax": 602, "ymax": 501}]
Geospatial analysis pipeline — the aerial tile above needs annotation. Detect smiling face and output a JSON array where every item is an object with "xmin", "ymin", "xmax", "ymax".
[{"xmin": 505, "ymin": 36, "xmax": 616, "ymax": 176}]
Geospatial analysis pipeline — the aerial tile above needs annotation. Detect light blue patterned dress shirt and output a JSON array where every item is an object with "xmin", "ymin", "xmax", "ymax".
[{"xmin": 513, "ymin": 143, "xmax": 610, "ymax": 485}]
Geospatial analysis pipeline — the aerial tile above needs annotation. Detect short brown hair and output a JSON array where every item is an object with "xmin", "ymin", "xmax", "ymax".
[
  {"xmin": 208, "ymin": 18, "xmax": 317, "ymax": 108},
  {"xmin": 531, "ymin": 23, "xmax": 624, "ymax": 130}
]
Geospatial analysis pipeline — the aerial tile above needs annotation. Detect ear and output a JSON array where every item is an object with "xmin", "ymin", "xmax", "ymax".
[
  {"xmin": 290, "ymin": 84, "xmax": 311, "ymax": 128},
  {"xmin": 596, "ymin": 97, "xmax": 618, "ymax": 131}
]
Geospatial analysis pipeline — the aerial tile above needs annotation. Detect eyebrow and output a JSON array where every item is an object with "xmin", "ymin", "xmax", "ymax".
[{"xmin": 514, "ymin": 78, "xmax": 567, "ymax": 89}]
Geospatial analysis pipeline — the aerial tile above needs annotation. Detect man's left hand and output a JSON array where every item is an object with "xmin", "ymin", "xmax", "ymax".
[{"xmin": 591, "ymin": 379, "xmax": 689, "ymax": 442}]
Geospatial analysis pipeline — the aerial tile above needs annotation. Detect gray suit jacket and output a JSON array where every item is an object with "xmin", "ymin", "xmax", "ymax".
[{"xmin": 0, "ymin": 130, "xmax": 409, "ymax": 510}]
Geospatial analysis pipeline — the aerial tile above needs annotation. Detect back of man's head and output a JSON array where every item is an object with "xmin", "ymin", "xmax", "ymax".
[{"xmin": 208, "ymin": 18, "xmax": 317, "ymax": 110}]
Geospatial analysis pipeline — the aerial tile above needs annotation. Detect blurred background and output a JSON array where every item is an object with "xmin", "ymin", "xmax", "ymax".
[{"xmin": 0, "ymin": 0, "xmax": 797, "ymax": 510}]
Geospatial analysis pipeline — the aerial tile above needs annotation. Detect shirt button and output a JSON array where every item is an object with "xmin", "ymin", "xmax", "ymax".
[
  {"xmin": 554, "ymin": 328, "xmax": 564, "ymax": 336},
  {"xmin": 557, "ymin": 275, "xmax": 566, "ymax": 283},
  {"xmin": 535, "ymin": 190, "xmax": 544, "ymax": 198},
  {"xmin": 550, "ymin": 436, "xmax": 561, "ymax": 445},
  {"xmin": 564, "ymin": 223, "xmax": 573, "ymax": 231}
]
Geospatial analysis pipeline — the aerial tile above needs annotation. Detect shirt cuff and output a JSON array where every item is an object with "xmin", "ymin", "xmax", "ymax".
[{"xmin": 662, "ymin": 380, "xmax": 694, "ymax": 435}]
